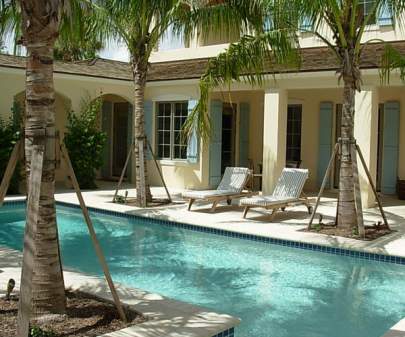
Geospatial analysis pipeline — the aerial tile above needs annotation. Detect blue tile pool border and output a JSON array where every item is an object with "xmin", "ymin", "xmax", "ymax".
[
  {"xmin": 3, "ymin": 199, "xmax": 405, "ymax": 266},
  {"xmin": 212, "ymin": 327, "xmax": 235, "ymax": 337}
]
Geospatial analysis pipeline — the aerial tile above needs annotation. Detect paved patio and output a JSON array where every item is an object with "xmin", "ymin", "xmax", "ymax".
[{"xmin": 7, "ymin": 180, "xmax": 405, "ymax": 258}]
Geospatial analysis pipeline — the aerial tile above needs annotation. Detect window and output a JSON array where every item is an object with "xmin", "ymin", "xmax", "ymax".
[
  {"xmin": 158, "ymin": 25, "xmax": 186, "ymax": 51},
  {"xmin": 358, "ymin": 0, "xmax": 376, "ymax": 24},
  {"xmin": 286, "ymin": 105, "xmax": 302, "ymax": 163},
  {"xmin": 156, "ymin": 101, "xmax": 188, "ymax": 160}
]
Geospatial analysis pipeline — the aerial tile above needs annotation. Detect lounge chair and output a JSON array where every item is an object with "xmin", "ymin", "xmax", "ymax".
[
  {"xmin": 183, "ymin": 167, "xmax": 252, "ymax": 212},
  {"xmin": 240, "ymin": 168, "xmax": 312, "ymax": 219}
]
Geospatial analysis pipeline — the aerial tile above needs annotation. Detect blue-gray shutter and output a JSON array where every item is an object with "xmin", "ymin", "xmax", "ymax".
[
  {"xmin": 126, "ymin": 103, "xmax": 134, "ymax": 180},
  {"xmin": 239, "ymin": 102, "xmax": 250, "ymax": 167},
  {"xmin": 317, "ymin": 102, "xmax": 333, "ymax": 188},
  {"xmin": 299, "ymin": 16, "xmax": 312, "ymax": 32},
  {"xmin": 187, "ymin": 100, "xmax": 199, "ymax": 163},
  {"xmin": 144, "ymin": 100, "xmax": 153, "ymax": 159},
  {"xmin": 101, "ymin": 101, "xmax": 113, "ymax": 178},
  {"xmin": 264, "ymin": 16, "xmax": 272, "ymax": 31},
  {"xmin": 378, "ymin": 5, "xmax": 393, "ymax": 26},
  {"xmin": 209, "ymin": 100, "xmax": 223, "ymax": 187},
  {"xmin": 381, "ymin": 101, "xmax": 400, "ymax": 194}
]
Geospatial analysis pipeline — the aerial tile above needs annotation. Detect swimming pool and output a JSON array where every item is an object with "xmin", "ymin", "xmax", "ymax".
[{"xmin": 0, "ymin": 202, "xmax": 404, "ymax": 337}]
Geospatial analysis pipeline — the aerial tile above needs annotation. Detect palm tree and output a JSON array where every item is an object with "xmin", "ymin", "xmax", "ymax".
[
  {"xmin": 185, "ymin": 0, "xmax": 405, "ymax": 233},
  {"xmin": 90, "ymin": 0, "xmax": 262, "ymax": 206},
  {"xmin": 0, "ymin": 0, "xmax": 88, "ymax": 320}
]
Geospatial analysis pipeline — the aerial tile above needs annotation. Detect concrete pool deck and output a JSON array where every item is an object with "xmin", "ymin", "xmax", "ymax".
[
  {"xmin": 5, "ymin": 182, "xmax": 405, "ymax": 259},
  {"xmin": 0, "ymin": 247, "xmax": 239, "ymax": 337}
]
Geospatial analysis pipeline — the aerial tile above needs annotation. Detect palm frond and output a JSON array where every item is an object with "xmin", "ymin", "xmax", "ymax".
[{"xmin": 381, "ymin": 43, "xmax": 405, "ymax": 83}]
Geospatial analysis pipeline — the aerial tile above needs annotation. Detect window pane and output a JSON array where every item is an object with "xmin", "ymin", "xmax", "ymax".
[
  {"xmin": 157, "ymin": 103, "xmax": 172, "ymax": 159},
  {"xmin": 157, "ymin": 101, "xmax": 189, "ymax": 160},
  {"xmin": 286, "ymin": 105, "xmax": 302, "ymax": 162},
  {"xmin": 358, "ymin": 0, "xmax": 376, "ymax": 24},
  {"xmin": 173, "ymin": 102, "xmax": 188, "ymax": 159}
]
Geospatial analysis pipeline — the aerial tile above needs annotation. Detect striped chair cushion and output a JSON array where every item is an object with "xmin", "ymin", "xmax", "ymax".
[
  {"xmin": 217, "ymin": 167, "xmax": 250, "ymax": 193},
  {"xmin": 240, "ymin": 196, "xmax": 297, "ymax": 207},
  {"xmin": 272, "ymin": 168, "xmax": 308, "ymax": 199},
  {"xmin": 182, "ymin": 190, "xmax": 236, "ymax": 199}
]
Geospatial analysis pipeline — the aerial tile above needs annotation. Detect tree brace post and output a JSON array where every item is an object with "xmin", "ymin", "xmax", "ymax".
[
  {"xmin": 0, "ymin": 139, "xmax": 22, "ymax": 206},
  {"xmin": 60, "ymin": 141, "xmax": 128, "ymax": 323}
]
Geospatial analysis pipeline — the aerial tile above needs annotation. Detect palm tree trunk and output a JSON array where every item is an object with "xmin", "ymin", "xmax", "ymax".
[
  {"xmin": 21, "ymin": 0, "xmax": 66, "ymax": 315},
  {"xmin": 337, "ymin": 79, "xmax": 358, "ymax": 230},
  {"xmin": 131, "ymin": 56, "xmax": 152, "ymax": 204}
]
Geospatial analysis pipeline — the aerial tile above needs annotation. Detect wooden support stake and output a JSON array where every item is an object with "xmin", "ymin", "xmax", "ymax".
[
  {"xmin": 138, "ymin": 139, "xmax": 147, "ymax": 207},
  {"xmin": 0, "ymin": 140, "xmax": 22, "ymax": 206},
  {"xmin": 356, "ymin": 144, "xmax": 389, "ymax": 229},
  {"xmin": 146, "ymin": 138, "xmax": 172, "ymax": 203},
  {"xmin": 16, "ymin": 144, "xmax": 44, "ymax": 337},
  {"xmin": 308, "ymin": 143, "xmax": 340, "ymax": 229},
  {"xmin": 113, "ymin": 140, "xmax": 134, "ymax": 203},
  {"xmin": 351, "ymin": 143, "xmax": 365, "ymax": 238},
  {"xmin": 60, "ymin": 143, "xmax": 127, "ymax": 323},
  {"xmin": 55, "ymin": 131, "xmax": 61, "ymax": 169}
]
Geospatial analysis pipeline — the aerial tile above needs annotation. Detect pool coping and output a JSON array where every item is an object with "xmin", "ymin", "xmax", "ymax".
[
  {"xmin": 382, "ymin": 318, "xmax": 405, "ymax": 337},
  {"xmin": 3, "ymin": 198, "xmax": 405, "ymax": 266},
  {"xmin": 0, "ymin": 247, "xmax": 239, "ymax": 337}
]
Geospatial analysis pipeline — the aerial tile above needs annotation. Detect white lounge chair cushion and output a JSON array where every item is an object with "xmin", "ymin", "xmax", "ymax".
[
  {"xmin": 239, "ymin": 168, "xmax": 309, "ymax": 207},
  {"xmin": 182, "ymin": 167, "xmax": 250, "ymax": 200},
  {"xmin": 182, "ymin": 189, "xmax": 237, "ymax": 199},
  {"xmin": 217, "ymin": 167, "xmax": 250, "ymax": 193},
  {"xmin": 240, "ymin": 195, "xmax": 297, "ymax": 207},
  {"xmin": 272, "ymin": 168, "xmax": 308, "ymax": 199}
]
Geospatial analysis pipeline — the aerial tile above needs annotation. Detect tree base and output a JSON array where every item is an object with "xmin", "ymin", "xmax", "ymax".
[{"xmin": 305, "ymin": 222, "xmax": 392, "ymax": 241}]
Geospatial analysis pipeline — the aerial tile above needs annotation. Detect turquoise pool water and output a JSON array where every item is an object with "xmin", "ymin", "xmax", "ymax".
[{"xmin": 0, "ymin": 204, "xmax": 404, "ymax": 337}]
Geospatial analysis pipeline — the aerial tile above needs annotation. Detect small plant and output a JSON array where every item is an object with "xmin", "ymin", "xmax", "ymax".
[
  {"xmin": 114, "ymin": 191, "xmax": 128, "ymax": 204},
  {"xmin": 30, "ymin": 326, "xmax": 57, "ymax": 337},
  {"xmin": 312, "ymin": 223, "xmax": 322, "ymax": 232},
  {"xmin": 64, "ymin": 96, "xmax": 107, "ymax": 189},
  {"xmin": 0, "ymin": 103, "xmax": 22, "ymax": 194}
]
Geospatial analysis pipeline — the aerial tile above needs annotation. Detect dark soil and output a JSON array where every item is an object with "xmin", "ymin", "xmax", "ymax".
[
  {"xmin": 305, "ymin": 221, "xmax": 392, "ymax": 241},
  {"xmin": 0, "ymin": 290, "xmax": 146, "ymax": 337}
]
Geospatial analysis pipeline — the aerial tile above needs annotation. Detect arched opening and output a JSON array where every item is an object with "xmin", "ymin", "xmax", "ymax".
[{"xmin": 100, "ymin": 94, "xmax": 133, "ymax": 181}]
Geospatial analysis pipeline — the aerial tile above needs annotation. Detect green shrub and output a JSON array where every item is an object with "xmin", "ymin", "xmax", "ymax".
[
  {"xmin": 64, "ymin": 97, "xmax": 107, "ymax": 189},
  {"xmin": 0, "ymin": 104, "xmax": 22, "ymax": 194},
  {"xmin": 30, "ymin": 326, "xmax": 57, "ymax": 337}
]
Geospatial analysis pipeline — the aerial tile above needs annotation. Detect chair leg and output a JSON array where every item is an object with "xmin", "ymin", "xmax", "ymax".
[
  {"xmin": 269, "ymin": 208, "xmax": 279, "ymax": 221},
  {"xmin": 302, "ymin": 196, "xmax": 312, "ymax": 214},
  {"xmin": 226, "ymin": 198, "xmax": 232, "ymax": 205},
  {"xmin": 211, "ymin": 200, "xmax": 219, "ymax": 212},
  {"xmin": 188, "ymin": 199, "xmax": 195, "ymax": 211},
  {"xmin": 242, "ymin": 206, "xmax": 250, "ymax": 219}
]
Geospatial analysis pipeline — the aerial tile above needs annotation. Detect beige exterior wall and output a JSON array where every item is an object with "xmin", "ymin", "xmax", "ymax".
[
  {"xmin": 288, "ymin": 88, "xmax": 344, "ymax": 191},
  {"xmin": 152, "ymin": 17, "xmax": 404, "ymax": 62}
]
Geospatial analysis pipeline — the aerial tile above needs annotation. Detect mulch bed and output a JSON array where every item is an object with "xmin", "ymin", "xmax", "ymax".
[
  {"xmin": 1, "ymin": 290, "xmax": 146, "ymax": 337},
  {"xmin": 305, "ymin": 221, "xmax": 392, "ymax": 241}
]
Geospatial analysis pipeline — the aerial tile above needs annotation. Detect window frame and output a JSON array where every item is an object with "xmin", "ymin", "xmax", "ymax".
[
  {"xmin": 155, "ymin": 101, "xmax": 189, "ymax": 161},
  {"xmin": 358, "ymin": 0, "xmax": 377, "ymax": 25}
]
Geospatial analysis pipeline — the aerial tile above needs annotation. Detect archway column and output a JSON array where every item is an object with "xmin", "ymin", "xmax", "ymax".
[
  {"xmin": 262, "ymin": 88, "xmax": 288, "ymax": 194},
  {"xmin": 354, "ymin": 86, "xmax": 379, "ymax": 208}
]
